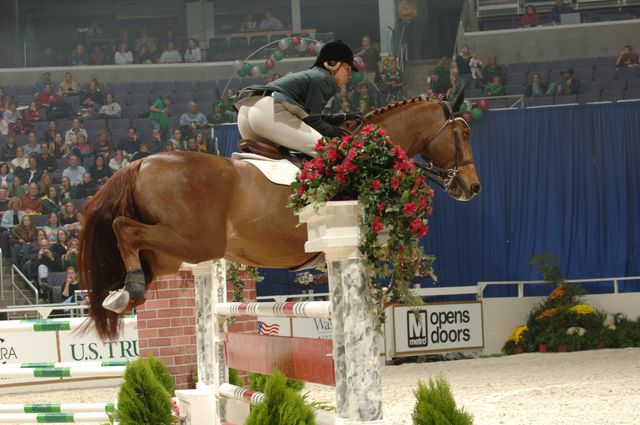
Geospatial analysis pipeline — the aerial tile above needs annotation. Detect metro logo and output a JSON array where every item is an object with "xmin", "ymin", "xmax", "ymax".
[{"xmin": 407, "ymin": 310, "xmax": 428, "ymax": 348}]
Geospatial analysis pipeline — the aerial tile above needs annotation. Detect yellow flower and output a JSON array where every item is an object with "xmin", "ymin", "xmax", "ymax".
[
  {"xmin": 509, "ymin": 325, "xmax": 528, "ymax": 345},
  {"xmin": 569, "ymin": 304, "xmax": 595, "ymax": 315}
]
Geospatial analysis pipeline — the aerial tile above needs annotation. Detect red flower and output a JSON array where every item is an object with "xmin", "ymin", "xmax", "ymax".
[
  {"xmin": 390, "ymin": 145, "xmax": 408, "ymax": 161},
  {"xmin": 346, "ymin": 149, "xmax": 357, "ymax": 161},
  {"xmin": 403, "ymin": 202, "xmax": 417, "ymax": 217},
  {"xmin": 419, "ymin": 197, "xmax": 428, "ymax": 209},
  {"xmin": 299, "ymin": 169, "xmax": 308, "ymax": 180},
  {"xmin": 376, "ymin": 202, "xmax": 385, "ymax": 214},
  {"xmin": 297, "ymin": 186, "xmax": 306, "ymax": 196},
  {"xmin": 410, "ymin": 218, "xmax": 423, "ymax": 233},
  {"xmin": 372, "ymin": 216, "xmax": 383, "ymax": 233},
  {"xmin": 428, "ymin": 188, "xmax": 435, "ymax": 198},
  {"xmin": 362, "ymin": 124, "xmax": 375, "ymax": 135},
  {"xmin": 352, "ymin": 141, "xmax": 363, "ymax": 150},
  {"xmin": 427, "ymin": 206, "xmax": 433, "ymax": 216},
  {"xmin": 371, "ymin": 180, "xmax": 382, "ymax": 190},
  {"xmin": 313, "ymin": 157, "xmax": 325, "ymax": 172},
  {"xmin": 326, "ymin": 148, "xmax": 339, "ymax": 162},
  {"xmin": 342, "ymin": 135, "xmax": 353, "ymax": 143},
  {"xmin": 336, "ymin": 173, "xmax": 347, "ymax": 184},
  {"xmin": 377, "ymin": 128, "xmax": 387, "ymax": 136},
  {"xmin": 340, "ymin": 139, "xmax": 348, "ymax": 149},
  {"xmin": 390, "ymin": 177, "xmax": 400, "ymax": 190},
  {"xmin": 419, "ymin": 225, "xmax": 429, "ymax": 237},
  {"xmin": 314, "ymin": 139, "xmax": 325, "ymax": 152}
]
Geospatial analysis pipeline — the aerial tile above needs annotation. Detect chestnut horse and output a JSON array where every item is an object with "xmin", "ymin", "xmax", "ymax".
[{"xmin": 79, "ymin": 96, "xmax": 481, "ymax": 339}]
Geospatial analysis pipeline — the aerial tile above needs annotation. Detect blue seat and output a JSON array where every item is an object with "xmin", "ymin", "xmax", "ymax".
[
  {"xmin": 506, "ymin": 73, "xmax": 526, "ymax": 86},
  {"xmin": 14, "ymin": 95, "xmax": 33, "ymax": 106},
  {"xmin": 105, "ymin": 83, "xmax": 129, "ymax": 96},
  {"xmin": 594, "ymin": 67, "xmax": 617, "ymax": 80},
  {"xmin": 30, "ymin": 214, "xmax": 49, "ymax": 227},
  {"xmin": 173, "ymin": 81, "xmax": 194, "ymax": 94},
  {"xmin": 12, "ymin": 85, "xmax": 34, "ymax": 96},
  {"xmin": 616, "ymin": 67, "xmax": 638, "ymax": 81},
  {"xmin": 123, "ymin": 105, "xmax": 148, "ymax": 119},
  {"xmin": 625, "ymin": 88, "xmax": 640, "ymax": 100},
  {"xmin": 130, "ymin": 82, "xmax": 151, "ymax": 95},
  {"xmin": 15, "ymin": 135, "xmax": 28, "ymax": 146},
  {"xmin": 132, "ymin": 118, "xmax": 152, "ymax": 133},
  {"xmin": 151, "ymin": 81, "xmax": 173, "ymax": 94},
  {"xmin": 600, "ymin": 89, "xmax": 624, "ymax": 102},
  {"xmin": 572, "ymin": 67, "xmax": 593, "ymax": 82},
  {"xmin": 57, "ymin": 120, "xmax": 72, "ymax": 133},
  {"xmin": 108, "ymin": 118, "xmax": 131, "ymax": 132},
  {"xmin": 506, "ymin": 62, "xmax": 528, "ymax": 75},
  {"xmin": 526, "ymin": 96, "xmax": 554, "ymax": 107},
  {"xmin": 595, "ymin": 56, "xmax": 617, "ymax": 67},
  {"xmin": 83, "ymin": 119, "xmax": 107, "ymax": 132},
  {"xmin": 506, "ymin": 85, "xmax": 524, "ymax": 95},
  {"xmin": 579, "ymin": 92, "xmax": 601, "ymax": 103},
  {"xmin": 555, "ymin": 94, "xmax": 578, "ymax": 105},
  {"xmin": 56, "ymin": 158, "xmax": 68, "ymax": 170},
  {"xmin": 169, "ymin": 104, "xmax": 186, "ymax": 117},
  {"xmin": 173, "ymin": 92, "xmax": 195, "ymax": 104},
  {"xmin": 582, "ymin": 81, "xmax": 602, "ymax": 93},
  {"xmin": 127, "ymin": 94, "xmax": 149, "ymax": 106},
  {"xmin": 573, "ymin": 57, "xmax": 595, "ymax": 69},
  {"xmin": 194, "ymin": 80, "xmax": 216, "ymax": 92},
  {"xmin": 195, "ymin": 90, "xmax": 217, "ymax": 104},
  {"xmin": 550, "ymin": 59, "xmax": 574, "ymax": 71},
  {"xmin": 34, "ymin": 121, "xmax": 49, "ymax": 135}
]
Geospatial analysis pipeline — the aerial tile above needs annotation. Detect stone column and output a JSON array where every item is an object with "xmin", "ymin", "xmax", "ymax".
[{"xmin": 299, "ymin": 201, "xmax": 385, "ymax": 425}]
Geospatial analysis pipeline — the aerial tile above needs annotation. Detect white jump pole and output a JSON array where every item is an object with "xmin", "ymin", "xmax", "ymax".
[{"xmin": 298, "ymin": 201, "xmax": 385, "ymax": 425}]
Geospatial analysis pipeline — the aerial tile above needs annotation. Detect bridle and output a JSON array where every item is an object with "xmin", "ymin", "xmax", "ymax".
[{"xmin": 414, "ymin": 100, "xmax": 474, "ymax": 191}]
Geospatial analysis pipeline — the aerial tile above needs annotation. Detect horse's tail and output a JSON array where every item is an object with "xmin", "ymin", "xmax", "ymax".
[{"xmin": 78, "ymin": 161, "xmax": 142, "ymax": 340}]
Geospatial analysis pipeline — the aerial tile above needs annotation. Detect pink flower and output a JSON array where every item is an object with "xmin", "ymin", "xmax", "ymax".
[
  {"xmin": 342, "ymin": 135, "xmax": 353, "ymax": 143},
  {"xmin": 326, "ymin": 148, "xmax": 339, "ymax": 162},
  {"xmin": 419, "ymin": 197, "xmax": 428, "ymax": 209},
  {"xmin": 340, "ymin": 139, "xmax": 348, "ymax": 149},
  {"xmin": 428, "ymin": 188, "xmax": 435, "ymax": 198},
  {"xmin": 390, "ymin": 177, "xmax": 400, "ymax": 190},
  {"xmin": 376, "ymin": 202, "xmax": 385, "ymax": 214},
  {"xmin": 427, "ymin": 206, "xmax": 433, "ymax": 216},
  {"xmin": 377, "ymin": 128, "xmax": 387, "ymax": 136},
  {"xmin": 361, "ymin": 124, "xmax": 375, "ymax": 135},
  {"xmin": 346, "ymin": 149, "xmax": 357, "ymax": 160},
  {"xmin": 402, "ymin": 202, "xmax": 417, "ymax": 217},
  {"xmin": 336, "ymin": 173, "xmax": 347, "ymax": 184},
  {"xmin": 352, "ymin": 141, "xmax": 363, "ymax": 150},
  {"xmin": 370, "ymin": 180, "xmax": 382, "ymax": 190},
  {"xmin": 390, "ymin": 145, "xmax": 408, "ymax": 161},
  {"xmin": 297, "ymin": 186, "xmax": 306, "ymax": 196},
  {"xmin": 372, "ymin": 216, "xmax": 383, "ymax": 233}
]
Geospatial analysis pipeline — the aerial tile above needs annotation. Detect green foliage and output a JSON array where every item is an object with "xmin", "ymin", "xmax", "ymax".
[
  {"xmin": 249, "ymin": 372, "xmax": 305, "ymax": 392},
  {"xmin": 146, "ymin": 355, "xmax": 175, "ymax": 395},
  {"xmin": 528, "ymin": 253, "xmax": 565, "ymax": 284},
  {"xmin": 229, "ymin": 368, "xmax": 244, "ymax": 387},
  {"xmin": 412, "ymin": 376, "xmax": 473, "ymax": 425},
  {"xmin": 227, "ymin": 263, "xmax": 263, "ymax": 302},
  {"xmin": 245, "ymin": 371, "xmax": 316, "ymax": 425},
  {"xmin": 116, "ymin": 357, "xmax": 174, "ymax": 425},
  {"xmin": 603, "ymin": 314, "xmax": 640, "ymax": 348}
]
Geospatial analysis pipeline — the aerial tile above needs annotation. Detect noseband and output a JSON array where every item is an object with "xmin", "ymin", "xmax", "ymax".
[{"xmin": 414, "ymin": 101, "xmax": 474, "ymax": 191}]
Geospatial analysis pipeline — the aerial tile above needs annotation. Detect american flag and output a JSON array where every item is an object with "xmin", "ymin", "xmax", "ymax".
[{"xmin": 258, "ymin": 321, "xmax": 280, "ymax": 336}]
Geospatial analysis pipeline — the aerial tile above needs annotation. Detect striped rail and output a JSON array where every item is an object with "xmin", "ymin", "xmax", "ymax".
[
  {"xmin": 0, "ymin": 361, "xmax": 128, "ymax": 370},
  {"xmin": 0, "ymin": 412, "xmax": 109, "ymax": 423},
  {"xmin": 214, "ymin": 301, "xmax": 331, "ymax": 319},
  {"xmin": 0, "ymin": 403, "xmax": 114, "ymax": 414},
  {"xmin": 0, "ymin": 366, "xmax": 126, "ymax": 379},
  {"xmin": 217, "ymin": 384, "xmax": 335, "ymax": 425},
  {"xmin": 0, "ymin": 317, "xmax": 136, "ymax": 333}
]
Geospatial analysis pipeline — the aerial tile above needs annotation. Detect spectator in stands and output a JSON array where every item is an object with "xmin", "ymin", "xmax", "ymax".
[
  {"xmin": 3, "ymin": 102, "xmax": 21, "ymax": 128},
  {"xmin": 41, "ymin": 186, "xmax": 60, "ymax": 215},
  {"xmin": 20, "ymin": 182, "xmax": 43, "ymax": 214},
  {"xmin": 550, "ymin": 0, "xmax": 574, "ymax": 25},
  {"xmin": 159, "ymin": 29, "xmax": 176, "ymax": 53},
  {"xmin": 51, "ymin": 229, "xmax": 68, "ymax": 258},
  {"xmin": 355, "ymin": 36, "xmax": 380, "ymax": 82},
  {"xmin": 10, "ymin": 214, "xmax": 36, "ymax": 266},
  {"xmin": 0, "ymin": 87, "xmax": 10, "ymax": 115},
  {"xmin": 61, "ymin": 240, "xmax": 79, "ymax": 270},
  {"xmin": 114, "ymin": 42, "xmax": 135, "ymax": 65},
  {"xmin": 62, "ymin": 155, "xmax": 86, "ymax": 186},
  {"xmin": 24, "ymin": 102, "xmax": 42, "ymax": 130},
  {"xmin": 58, "ymin": 202, "xmax": 78, "ymax": 228},
  {"xmin": 37, "ymin": 173, "xmax": 52, "ymax": 197},
  {"xmin": 87, "ymin": 21, "xmax": 106, "ymax": 38},
  {"xmin": 35, "ymin": 72, "xmax": 59, "ymax": 94},
  {"xmin": 132, "ymin": 142, "xmax": 152, "ymax": 161},
  {"xmin": 455, "ymin": 45, "xmax": 473, "ymax": 90},
  {"xmin": 38, "ymin": 143, "xmax": 57, "ymax": 173},
  {"xmin": 58, "ymin": 177, "xmax": 72, "ymax": 204},
  {"xmin": 428, "ymin": 70, "xmax": 449, "ymax": 95},
  {"xmin": 135, "ymin": 29, "xmax": 157, "ymax": 54},
  {"xmin": 118, "ymin": 28, "xmax": 132, "ymax": 48},
  {"xmin": 520, "ymin": 5, "xmax": 540, "ymax": 28},
  {"xmin": 90, "ymin": 45, "xmax": 107, "ymax": 66},
  {"xmin": 169, "ymin": 128, "xmax": 185, "ymax": 150},
  {"xmin": 39, "ymin": 46, "xmax": 60, "ymax": 67},
  {"xmin": 220, "ymin": 89, "xmax": 239, "ymax": 120},
  {"xmin": 136, "ymin": 44, "xmax": 156, "ymax": 64},
  {"xmin": 196, "ymin": 133, "xmax": 207, "ymax": 152},
  {"xmin": 485, "ymin": 75, "xmax": 505, "ymax": 96},
  {"xmin": 469, "ymin": 53, "xmax": 483, "ymax": 82},
  {"xmin": 148, "ymin": 128, "xmax": 164, "ymax": 153},
  {"xmin": 0, "ymin": 163, "xmax": 11, "ymax": 187},
  {"xmin": 44, "ymin": 212, "xmax": 62, "ymax": 242},
  {"xmin": 21, "ymin": 228, "xmax": 46, "ymax": 283},
  {"xmin": 207, "ymin": 101, "xmax": 232, "ymax": 125},
  {"xmin": 42, "ymin": 121, "xmax": 59, "ymax": 144},
  {"xmin": 80, "ymin": 80, "xmax": 104, "ymax": 115},
  {"xmin": 448, "ymin": 66, "xmax": 463, "ymax": 100},
  {"xmin": 185, "ymin": 137, "xmax": 201, "ymax": 153},
  {"xmin": 21, "ymin": 156, "xmax": 42, "ymax": 185},
  {"xmin": 0, "ymin": 188, "xmax": 10, "ymax": 254},
  {"xmin": 1, "ymin": 197, "xmax": 24, "ymax": 231},
  {"xmin": 149, "ymin": 95, "xmax": 171, "ymax": 137},
  {"xmin": 0, "ymin": 135, "xmax": 17, "ymax": 162},
  {"xmin": 258, "ymin": 9, "xmax": 284, "ymax": 30},
  {"xmin": 64, "ymin": 118, "xmax": 88, "ymax": 149},
  {"xmin": 164, "ymin": 141, "xmax": 175, "ymax": 152},
  {"xmin": 58, "ymin": 72, "xmax": 81, "ymax": 96},
  {"xmin": 52, "ymin": 133, "xmax": 67, "ymax": 159},
  {"xmin": 71, "ymin": 44, "xmax": 89, "ymax": 66},
  {"xmin": 99, "ymin": 93, "xmax": 122, "ymax": 119},
  {"xmin": 62, "ymin": 266, "xmax": 80, "ymax": 304},
  {"xmin": 180, "ymin": 101, "xmax": 208, "ymax": 138},
  {"xmin": 93, "ymin": 130, "xmax": 113, "ymax": 158},
  {"xmin": 482, "ymin": 54, "xmax": 505, "ymax": 87},
  {"xmin": 117, "ymin": 127, "xmax": 141, "ymax": 159},
  {"xmin": 89, "ymin": 155, "xmax": 111, "ymax": 184},
  {"xmin": 0, "ymin": 188, "xmax": 8, "ymax": 212},
  {"xmin": 70, "ymin": 134, "xmax": 92, "ymax": 158},
  {"xmin": 8, "ymin": 175, "xmax": 25, "ymax": 198},
  {"xmin": 553, "ymin": 69, "xmax": 581, "ymax": 95},
  {"xmin": 615, "ymin": 45, "xmax": 639, "ymax": 68},
  {"xmin": 109, "ymin": 150, "xmax": 130, "ymax": 173},
  {"xmin": 159, "ymin": 41, "xmax": 183, "ymax": 64},
  {"xmin": 239, "ymin": 14, "xmax": 257, "ymax": 32},
  {"xmin": 524, "ymin": 72, "xmax": 549, "ymax": 97},
  {"xmin": 74, "ymin": 172, "xmax": 97, "ymax": 198},
  {"xmin": 11, "ymin": 146, "xmax": 28, "ymax": 171},
  {"xmin": 24, "ymin": 132, "xmax": 41, "ymax": 156},
  {"xmin": 36, "ymin": 237, "xmax": 60, "ymax": 289},
  {"xmin": 184, "ymin": 39, "xmax": 202, "ymax": 63},
  {"xmin": 35, "ymin": 83, "xmax": 62, "ymax": 112}
]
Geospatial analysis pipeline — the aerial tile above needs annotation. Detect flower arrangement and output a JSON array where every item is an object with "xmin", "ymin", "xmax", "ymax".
[
  {"xmin": 509, "ymin": 325, "xmax": 528, "ymax": 345},
  {"xmin": 536, "ymin": 307, "xmax": 558, "ymax": 321},
  {"xmin": 288, "ymin": 124, "xmax": 435, "ymax": 308},
  {"xmin": 569, "ymin": 304, "xmax": 596, "ymax": 315}
]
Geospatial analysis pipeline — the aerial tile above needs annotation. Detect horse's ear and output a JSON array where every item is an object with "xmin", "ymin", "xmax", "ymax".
[{"xmin": 452, "ymin": 89, "xmax": 465, "ymax": 112}]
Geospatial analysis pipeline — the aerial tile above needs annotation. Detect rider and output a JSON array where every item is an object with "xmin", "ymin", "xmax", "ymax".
[{"xmin": 234, "ymin": 40, "xmax": 361, "ymax": 157}]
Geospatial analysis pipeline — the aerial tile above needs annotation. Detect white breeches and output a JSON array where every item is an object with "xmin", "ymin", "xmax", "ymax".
[{"xmin": 237, "ymin": 95, "xmax": 322, "ymax": 157}]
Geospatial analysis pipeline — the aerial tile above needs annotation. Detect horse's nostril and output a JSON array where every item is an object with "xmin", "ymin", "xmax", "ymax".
[{"xmin": 471, "ymin": 184, "xmax": 481, "ymax": 194}]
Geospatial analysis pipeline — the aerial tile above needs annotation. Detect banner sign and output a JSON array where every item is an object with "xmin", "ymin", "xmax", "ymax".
[{"xmin": 393, "ymin": 302, "xmax": 483, "ymax": 355}]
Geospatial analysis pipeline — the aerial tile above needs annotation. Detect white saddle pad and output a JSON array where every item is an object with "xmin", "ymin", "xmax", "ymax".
[{"xmin": 231, "ymin": 152, "xmax": 300, "ymax": 186}]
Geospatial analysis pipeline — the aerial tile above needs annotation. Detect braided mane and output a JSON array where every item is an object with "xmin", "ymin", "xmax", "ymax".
[{"xmin": 364, "ymin": 96, "xmax": 436, "ymax": 120}]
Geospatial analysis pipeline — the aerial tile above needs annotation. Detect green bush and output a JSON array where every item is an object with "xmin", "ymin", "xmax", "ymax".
[
  {"xmin": 249, "ymin": 371, "xmax": 305, "ymax": 392},
  {"xmin": 116, "ymin": 357, "xmax": 174, "ymax": 425},
  {"xmin": 146, "ymin": 355, "xmax": 175, "ymax": 395},
  {"xmin": 412, "ymin": 376, "xmax": 473, "ymax": 425},
  {"xmin": 229, "ymin": 368, "xmax": 244, "ymax": 387},
  {"xmin": 245, "ymin": 371, "xmax": 316, "ymax": 425}
]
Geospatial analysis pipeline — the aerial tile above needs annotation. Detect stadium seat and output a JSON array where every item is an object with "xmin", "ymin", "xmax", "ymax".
[
  {"xmin": 194, "ymin": 80, "xmax": 216, "ymax": 92},
  {"xmin": 173, "ymin": 81, "xmax": 194, "ymax": 93},
  {"xmin": 573, "ymin": 57, "xmax": 595, "ymax": 69},
  {"xmin": 12, "ymin": 85, "xmax": 34, "ymax": 96},
  {"xmin": 49, "ymin": 171, "xmax": 62, "ymax": 184},
  {"xmin": 195, "ymin": 90, "xmax": 217, "ymax": 104},
  {"xmin": 108, "ymin": 118, "xmax": 131, "ymax": 133},
  {"xmin": 57, "ymin": 120, "xmax": 72, "ymax": 133},
  {"xmin": 582, "ymin": 81, "xmax": 602, "ymax": 93},
  {"xmin": 170, "ymin": 116, "xmax": 180, "ymax": 129},
  {"xmin": 594, "ymin": 67, "xmax": 617, "ymax": 80},
  {"xmin": 30, "ymin": 214, "xmax": 49, "ymax": 227},
  {"xmin": 0, "ymin": 135, "xmax": 6, "ymax": 147},
  {"xmin": 83, "ymin": 156, "xmax": 94, "ymax": 168},
  {"xmin": 56, "ymin": 158, "xmax": 68, "ymax": 170},
  {"xmin": 208, "ymin": 38, "xmax": 229, "ymax": 50},
  {"xmin": 600, "ymin": 89, "xmax": 624, "ymax": 102},
  {"xmin": 151, "ymin": 81, "xmax": 173, "ymax": 94},
  {"xmin": 579, "ymin": 92, "xmax": 601, "ymax": 103},
  {"xmin": 173, "ymin": 92, "xmax": 195, "ymax": 104},
  {"xmin": 628, "ymin": 79, "xmax": 640, "ymax": 90},
  {"xmin": 595, "ymin": 56, "xmax": 617, "ymax": 67},
  {"xmin": 14, "ymin": 95, "xmax": 34, "ymax": 106},
  {"xmin": 15, "ymin": 135, "xmax": 28, "ymax": 145},
  {"xmin": 48, "ymin": 272, "xmax": 67, "ymax": 288},
  {"xmin": 616, "ymin": 67, "xmax": 638, "ymax": 81},
  {"xmin": 572, "ymin": 67, "xmax": 593, "ymax": 82},
  {"xmin": 34, "ymin": 121, "xmax": 49, "ymax": 134},
  {"xmin": 506, "ymin": 62, "xmax": 528, "ymax": 75},
  {"xmin": 506, "ymin": 73, "xmax": 526, "ymax": 86},
  {"xmin": 506, "ymin": 85, "xmax": 524, "ymax": 95},
  {"xmin": 169, "ymin": 104, "xmax": 187, "ymax": 117},
  {"xmin": 269, "ymin": 34, "xmax": 289, "ymax": 43},
  {"xmin": 83, "ymin": 119, "xmax": 107, "ymax": 132},
  {"xmin": 604, "ymin": 80, "xmax": 628, "ymax": 91},
  {"xmin": 625, "ymin": 88, "xmax": 640, "ymax": 100},
  {"xmin": 550, "ymin": 59, "xmax": 574, "ymax": 71},
  {"xmin": 249, "ymin": 35, "xmax": 269, "ymax": 51},
  {"xmin": 555, "ymin": 94, "xmax": 578, "ymax": 105},
  {"xmin": 127, "ymin": 94, "xmax": 149, "ymax": 106},
  {"xmin": 132, "ymin": 118, "xmax": 152, "ymax": 133},
  {"xmin": 105, "ymin": 83, "xmax": 129, "ymax": 96},
  {"xmin": 526, "ymin": 96, "xmax": 554, "ymax": 107},
  {"xmin": 123, "ymin": 105, "xmax": 148, "ymax": 119},
  {"xmin": 129, "ymin": 82, "xmax": 151, "ymax": 95}
]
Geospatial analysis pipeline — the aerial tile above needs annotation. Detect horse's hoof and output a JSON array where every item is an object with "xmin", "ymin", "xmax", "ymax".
[
  {"xmin": 103, "ymin": 289, "xmax": 130, "ymax": 314},
  {"xmin": 124, "ymin": 269, "xmax": 146, "ymax": 301}
]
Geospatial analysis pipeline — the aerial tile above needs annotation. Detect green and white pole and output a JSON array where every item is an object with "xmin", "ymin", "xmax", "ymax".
[
  {"xmin": 0, "ymin": 403, "xmax": 114, "ymax": 414},
  {"xmin": 0, "ymin": 361, "xmax": 128, "ymax": 370},
  {"xmin": 0, "ymin": 366, "xmax": 126, "ymax": 379},
  {"xmin": 0, "ymin": 412, "xmax": 110, "ymax": 423}
]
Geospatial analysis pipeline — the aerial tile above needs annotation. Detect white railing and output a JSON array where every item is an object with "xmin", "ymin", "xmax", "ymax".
[
  {"xmin": 10, "ymin": 265, "xmax": 38, "ymax": 305},
  {"xmin": 476, "ymin": 0, "xmax": 630, "ymax": 17},
  {"xmin": 0, "ymin": 303, "xmax": 88, "ymax": 319},
  {"xmin": 478, "ymin": 276, "xmax": 640, "ymax": 298}
]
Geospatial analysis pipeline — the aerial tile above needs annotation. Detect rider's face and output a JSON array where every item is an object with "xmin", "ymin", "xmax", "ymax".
[{"xmin": 333, "ymin": 63, "xmax": 352, "ymax": 88}]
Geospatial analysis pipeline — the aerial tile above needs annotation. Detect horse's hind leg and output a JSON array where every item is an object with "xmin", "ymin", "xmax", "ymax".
[{"xmin": 107, "ymin": 216, "xmax": 227, "ymax": 312}]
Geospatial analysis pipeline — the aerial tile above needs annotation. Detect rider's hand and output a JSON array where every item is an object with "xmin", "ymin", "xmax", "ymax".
[{"xmin": 345, "ymin": 113, "xmax": 364, "ymax": 121}]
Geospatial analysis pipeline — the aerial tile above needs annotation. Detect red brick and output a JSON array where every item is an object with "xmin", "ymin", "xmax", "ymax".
[
  {"xmin": 136, "ymin": 310, "xmax": 158, "ymax": 320},
  {"xmin": 138, "ymin": 329, "xmax": 159, "ymax": 339},
  {"xmin": 146, "ymin": 318, "xmax": 171, "ymax": 329},
  {"xmin": 158, "ymin": 327, "xmax": 184, "ymax": 337},
  {"xmin": 147, "ymin": 337, "xmax": 173, "ymax": 347},
  {"xmin": 171, "ymin": 336, "xmax": 192, "ymax": 346},
  {"xmin": 157, "ymin": 308, "xmax": 183, "ymax": 318}
]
